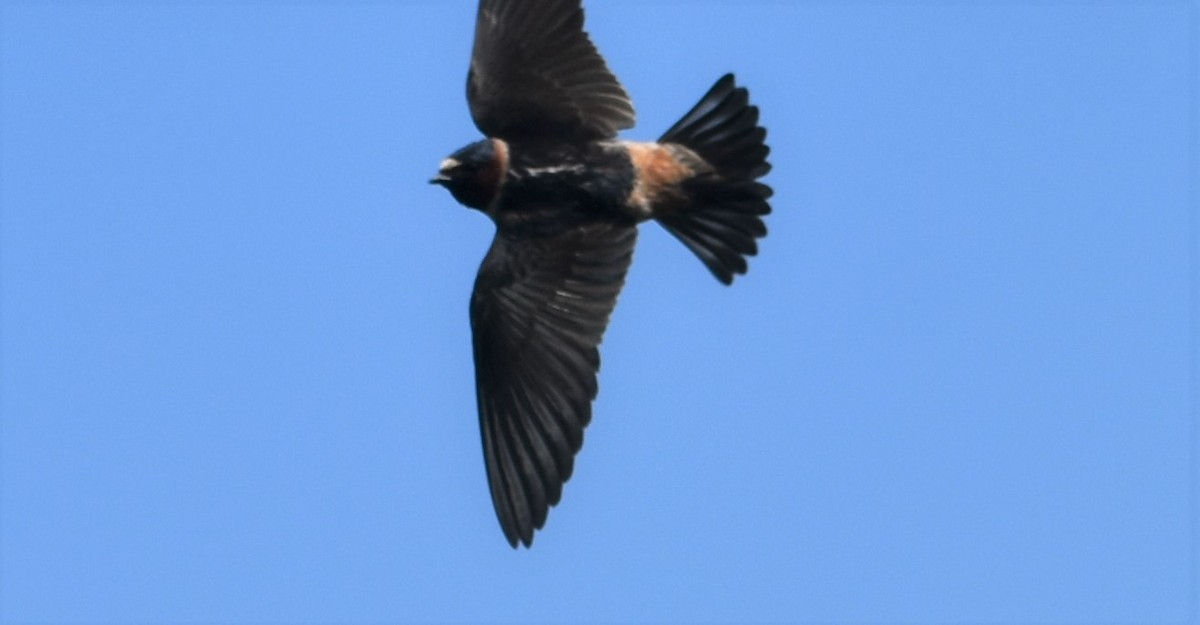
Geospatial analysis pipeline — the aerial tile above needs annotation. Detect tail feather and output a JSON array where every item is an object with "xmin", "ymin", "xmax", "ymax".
[{"xmin": 655, "ymin": 74, "xmax": 772, "ymax": 284}]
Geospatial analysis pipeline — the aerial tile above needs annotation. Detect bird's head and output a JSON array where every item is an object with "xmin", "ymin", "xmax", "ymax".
[{"xmin": 431, "ymin": 139, "xmax": 508, "ymax": 211}]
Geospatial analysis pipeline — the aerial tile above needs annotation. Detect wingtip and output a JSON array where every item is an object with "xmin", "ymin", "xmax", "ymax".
[
  {"xmin": 500, "ymin": 522, "xmax": 524, "ymax": 549},
  {"xmin": 502, "ymin": 528, "xmax": 535, "ymax": 550}
]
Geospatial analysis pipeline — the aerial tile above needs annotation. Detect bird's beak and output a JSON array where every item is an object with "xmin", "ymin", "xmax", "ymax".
[{"xmin": 432, "ymin": 158, "xmax": 460, "ymax": 186}]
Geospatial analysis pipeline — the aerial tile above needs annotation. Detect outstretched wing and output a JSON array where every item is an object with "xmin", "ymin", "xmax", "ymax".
[
  {"xmin": 470, "ymin": 217, "xmax": 637, "ymax": 547},
  {"xmin": 468, "ymin": 0, "xmax": 636, "ymax": 142}
]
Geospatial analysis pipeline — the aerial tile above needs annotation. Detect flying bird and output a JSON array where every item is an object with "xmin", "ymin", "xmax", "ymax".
[{"xmin": 431, "ymin": 0, "xmax": 773, "ymax": 548}]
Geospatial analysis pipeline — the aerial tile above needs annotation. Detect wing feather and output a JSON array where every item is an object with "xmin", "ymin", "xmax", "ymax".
[
  {"xmin": 470, "ymin": 218, "xmax": 637, "ymax": 547},
  {"xmin": 468, "ymin": 0, "xmax": 636, "ymax": 141}
]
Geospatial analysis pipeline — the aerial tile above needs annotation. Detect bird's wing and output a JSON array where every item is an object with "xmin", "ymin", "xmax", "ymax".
[
  {"xmin": 470, "ymin": 217, "xmax": 637, "ymax": 547},
  {"xmin": 467, "ymin": 0, "xmax": 636, "ymax": 142}
]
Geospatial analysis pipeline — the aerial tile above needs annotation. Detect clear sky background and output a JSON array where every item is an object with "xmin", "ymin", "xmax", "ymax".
[{"xmin": 1, "ymin": 1, "xmax": 1195, "ymax": 623}]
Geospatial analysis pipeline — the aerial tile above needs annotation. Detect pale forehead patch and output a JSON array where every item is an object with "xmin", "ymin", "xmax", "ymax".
[{"xmin": 440, "ymin": 158, "xmax": 461, "ymax": 172}]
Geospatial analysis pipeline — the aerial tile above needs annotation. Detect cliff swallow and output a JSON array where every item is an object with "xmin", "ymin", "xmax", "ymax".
[{"xmin": 431, "ymin": 0, "xmax": 772, "ymax": 548}]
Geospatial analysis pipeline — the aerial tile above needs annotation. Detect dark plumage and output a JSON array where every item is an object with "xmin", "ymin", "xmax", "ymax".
[{"xmin": 431, "ymin": 0, "xmax": 773, "ymax": 548}]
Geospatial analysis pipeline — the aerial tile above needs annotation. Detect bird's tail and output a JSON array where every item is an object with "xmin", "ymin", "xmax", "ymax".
[{"xmin": 654, "ymin": 74, "xmax": 773, "ymax": 285}]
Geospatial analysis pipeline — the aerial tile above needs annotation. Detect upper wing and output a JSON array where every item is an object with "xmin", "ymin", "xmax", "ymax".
[
  {"xmin": 467, "ymin": 0, "xmax": 636, "ymax": 142},
  {"xmin": 470, "ymin": 217, "xmax": 637, "ymax": 547}
]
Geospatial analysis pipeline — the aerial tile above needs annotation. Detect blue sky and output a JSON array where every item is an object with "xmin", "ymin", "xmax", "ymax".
[{"xmin": 1, "ymin": 1, "xmax": 1195, "ymax": 622}]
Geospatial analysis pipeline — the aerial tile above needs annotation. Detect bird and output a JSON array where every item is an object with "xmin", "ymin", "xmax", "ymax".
[{"xmin": 430, "ymin": 0, "xmax": 773, "ymax": 548}]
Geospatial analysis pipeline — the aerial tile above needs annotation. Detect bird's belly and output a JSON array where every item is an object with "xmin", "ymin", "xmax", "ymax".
[{"xmin": 500, "ymin": 168, "xmax": 632, "ymax": 217}]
